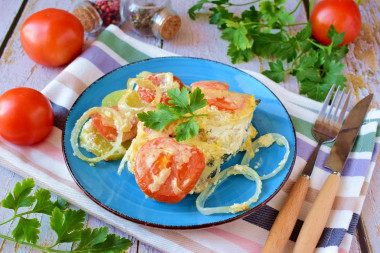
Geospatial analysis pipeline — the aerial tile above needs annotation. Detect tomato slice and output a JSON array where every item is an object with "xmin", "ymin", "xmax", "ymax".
[
  {"xmin": 90, "ymin": 107, "xmax": 137, "ymax": 142},
  {"xmin": 191, "ymin": 80, "xmax": 229, "ymax": 91},
  {"xmin": 137, "ymin": 74, "xmax": 184, "ymax": 104},
  {"xmin": 204, "ymin": 90, "xmax": 247, "ymax": 112},
  {"xmin": 134, "ymin": 137, "xmax": 205, "ymax": 203}
]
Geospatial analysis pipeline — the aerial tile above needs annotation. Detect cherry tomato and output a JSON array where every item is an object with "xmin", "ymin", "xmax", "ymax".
[
  {"xmin": 91, "ymin": 107, "xmax": 137, "ymax": 142},
  {"xmin": 310, "ymin": 0, "xmax": 361, "ymax": 45},
  {"xmin": 134, "ymin": 137, "xmax": 205, "ymax": 203},
  {"xmin": 20, "ymin": 8, "xmax": 84, "ymax": 67},
  {"xmin": 0, "ymin": 88, "xmax": 54, "ymax": 145},
  {"xmin": 191, "ymin": 80, "xmax": 229, "ymax": 91},
  {"xmin": 137, "ymin": 74, "xmax": 184, "ymax": 104},
  {"xmin": 204, "ymin": 90, "xmax": 247, "ymax": 111}
]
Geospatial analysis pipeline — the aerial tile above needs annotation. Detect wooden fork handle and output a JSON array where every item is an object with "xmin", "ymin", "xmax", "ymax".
[
  {"xmin": 293, "ymin": 173, "xmax": 341, "ymax": 253},
  {"xmin": 262, "ymin": 176, "xmax": 309, "ymax": 253}
]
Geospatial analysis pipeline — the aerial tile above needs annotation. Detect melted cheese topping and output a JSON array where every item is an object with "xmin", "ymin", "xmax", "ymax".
[
  {"xmin": 148, "ymin": 168, "xmax": 171, "ymax": 193},
  {"xmin": 171, "ymin": 178, "xmax": 182, "ymax": 195},
  {"xmin": 127, "ymin": 89, "xmax": 258, "ymax": 193}
]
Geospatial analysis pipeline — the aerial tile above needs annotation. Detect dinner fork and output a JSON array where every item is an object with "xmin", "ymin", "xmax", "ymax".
[{"xmin": 262, "ymin": 84, "xmax": 351, "ymax": 253}]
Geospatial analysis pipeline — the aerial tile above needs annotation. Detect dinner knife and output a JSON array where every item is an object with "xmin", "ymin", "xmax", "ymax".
[{"xmin": 293, "ymin": 93, "xmax": 373, "ymax": 253}]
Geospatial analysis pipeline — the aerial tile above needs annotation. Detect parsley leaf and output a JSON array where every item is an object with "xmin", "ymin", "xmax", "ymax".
[
  {"xmin": 137, "ymin": 104, "xmax": 180, "ymax": 131},
  {"xmin": 0, "ymin": 178, "xmax": 132, "ymax": 252},
  {"xmin": 74, "ymin": 227, "xmax": 132, "ymax": 252},
  {"xmin": 32, "ymin": 188, "xmax": 66, "ymax": 215},
  {"xmin": 300, "ymin": 80, "xmax": 332, "ymax": 102},
  {"xmin": 167, "ymin": 87, "xmax": 191, "ymax": 115},
  {"xmin": 190, "ymin": 87, "xmax": 208, "ymax": 111},
  {"xmin": 296, "ymin": 23, "xmax": 312, "ymax": 41},
  {"xmin": 210, "ymin": 6, "xmax": 234, "ymax": 28},
  {"xmin": 74, "ymin": 227, "xmax": 108, "ymax": 250},
  {"xmin": 188, "ymin": 0, "xmax": 210, "ymax": 20},
  {"xmin": 176, "ymin": 119, "xmax": 199, "ymax": 142},
  {"xmin": 85, "ymin": 233, "xmax": 132, "ymax": 252},
  {"xmin": 2, "ymin": 178, "xmax": 36, "ymax": 213},
  {"xmin": 50, "ymin": 208, "xmax": 86, "ymax": 244},
  {"xmin": 137, "ymin": 87, "xmax": 208, "ymax": 142},
  {"xmin": 323, "ymin": 60, "xmax": 347, "ymax": 86},
  {"xmin": 12, "ymin": 217, "xmax": 41, "ymax": 243},
  {"xmin": 262, "ymin": 60, "xmax": 285, "ymax": 82}
]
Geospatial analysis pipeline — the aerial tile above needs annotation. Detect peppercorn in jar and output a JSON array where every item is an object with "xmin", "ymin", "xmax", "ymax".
[{"xmin": 73, "ymin": 0, "xmax": 125, "ymax": 33}]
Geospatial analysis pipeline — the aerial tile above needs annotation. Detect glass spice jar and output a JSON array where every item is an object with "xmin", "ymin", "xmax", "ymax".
[
  {"xmin": 125, "ymin": 0, "xmax": 181, "ymax": 40},
  {"xmin": 73, "ymin": 0, "xmax": 126, "ymax": 33}
]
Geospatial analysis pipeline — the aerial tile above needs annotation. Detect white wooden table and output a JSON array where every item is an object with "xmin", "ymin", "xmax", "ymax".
[{"xmin": 0, "ymin": 0, "xmax": 379, "ymax": 252}]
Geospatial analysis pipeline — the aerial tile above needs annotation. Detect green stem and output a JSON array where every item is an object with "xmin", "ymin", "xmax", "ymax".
[
  {"xmin": 0, "ymin": 211, "xmax": 36, "ymax": 226},
  {"xmin": 307, "ymin": 38, "xmax": 325, "ymax": 49},
  {"xmin": 0, "ymin": 217, "xmax": 15, "ymax": 226},
  {"xmin": 289, "ymin": 52, "xmax": 304, "ymax": 71},
  {"xmin": 0, "ymin": 234, "xmax": 71, "ymax": 253},
  {"xmin": 242, "ymin": 21, "xmax": 269, "ymax": 27},
  {"xmin": 242, "ymin": 21, "xmax": 307, "ymax": 30},
  {"xmin": 289, "ymin": 0, "xmax": 303, "ymax": 15},
  {"xmin": 225, "ymin": 0, "xmax": 262, "ymax": 7},
  {"xmin": 284, "ymin": 22, "xmax": 308, "ymax": 27}
]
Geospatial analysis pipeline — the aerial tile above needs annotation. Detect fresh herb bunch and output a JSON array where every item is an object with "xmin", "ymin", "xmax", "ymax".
[
  {"xmin": 0, "ymin": 178, "xmax": 131, "ymax": 252},
  {"xmin": 137, "ymin": 87, "xmax": 208, "ymax": 142},
  {"xmin": 188, "ymin": 0, "xmax": 349, "ymax": 101}
]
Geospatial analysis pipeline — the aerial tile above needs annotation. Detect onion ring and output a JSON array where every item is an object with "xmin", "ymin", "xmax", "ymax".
[
  {"xmin": 70, "ymin": 107, "xmax": 124, "ymax": 163},
  {"xmin": 196, "ymin": 164, "xmax": 262, "ymax": 215},
  {"xmin": 242, "ymin": 133, "xmax": 289, "ymax": 180}
]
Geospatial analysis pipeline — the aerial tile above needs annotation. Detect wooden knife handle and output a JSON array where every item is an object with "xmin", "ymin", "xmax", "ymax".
[
  {"xmin": 262, "ymin": 176, "xmax": 309, "ymax": 253},
  {"xmin": 293, "ymin": 173, "xmax": 341, "ymax": 253}
]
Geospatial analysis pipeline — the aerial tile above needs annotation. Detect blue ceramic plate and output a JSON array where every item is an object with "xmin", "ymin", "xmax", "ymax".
[{"xmin": 63, "ymin": 57, "xmax": 296, "ymax": 229}]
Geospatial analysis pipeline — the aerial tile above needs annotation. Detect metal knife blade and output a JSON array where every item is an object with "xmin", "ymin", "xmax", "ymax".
[{"xmin": 324, "ymin": 94, "xmax": 373, "ymax": 173}]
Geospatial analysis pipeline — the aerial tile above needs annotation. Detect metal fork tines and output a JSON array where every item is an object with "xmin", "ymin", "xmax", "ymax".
[{"xmin": 303, "ymin": 84, "xmax": 352, "ymax": 177}]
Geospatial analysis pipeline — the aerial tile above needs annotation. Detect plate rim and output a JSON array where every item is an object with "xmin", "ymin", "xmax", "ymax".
[{"xmin": 62, "ymin": 56, "xmax": 297, "ymax": 229}]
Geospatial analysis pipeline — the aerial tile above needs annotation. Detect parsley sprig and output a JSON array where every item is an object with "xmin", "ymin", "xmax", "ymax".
[
  {"xmin": 137, "ymin": 87, "xmax": 208, "ymax": 142},
  {"xmin": 188, "ymin": 0, "xmax": 349, "ymax": 102},
  {"xmin": 0, "ymin": 178, "xmax": 131, "ymax": 252}
]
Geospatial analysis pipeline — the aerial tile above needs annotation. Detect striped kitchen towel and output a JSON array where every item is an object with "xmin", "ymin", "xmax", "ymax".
[{"xmin": 0, "ymin": 24, "xmax": 379, "ymax": 253}]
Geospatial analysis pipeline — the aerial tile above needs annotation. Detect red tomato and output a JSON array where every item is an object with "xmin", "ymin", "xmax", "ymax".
[
  {"xmin": 20, "ymin": 8, "xmax": 84, "ymax": 67},
  {"xmin": 191, "ymin": 80, "xmax": 229, "ymax": 91},
  {"xmin": 134, "ymin": 137, "xmax": 205, "ymax": 203},
  {"xmin": 310, "ymin": 0, "xmax": 361, "ymax": 45},
  {"xmin": 0, "ymin": 88, "xmax": 54, "ymax": 145},
  {"xmin": 91, "ymin": 113, "xmax": 119, "ymax": 141},
  {"xmin": 91, "ymin": 107, "xmax": 137, "ymax": 142},
  {"xmin": 204, "ymin": 90, "xmax": 247, "ymax": 111},
  {"xmin": 137, "ymin": 74, "xmax": 184, "ymax": 104}
]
